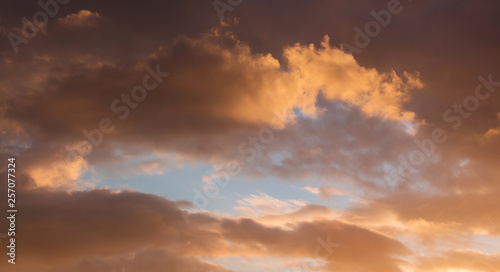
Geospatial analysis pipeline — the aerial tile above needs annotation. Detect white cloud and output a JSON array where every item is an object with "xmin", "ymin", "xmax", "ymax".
[
  {"xmin": 234, "ymin": 192, "xmax": 307, "ymax": 217},
  {"xmin": 302, "ymin": 186, "xmax": 348, "ymax": 199}
]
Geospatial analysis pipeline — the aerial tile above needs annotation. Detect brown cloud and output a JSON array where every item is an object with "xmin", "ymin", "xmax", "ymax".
[
  {"xmin": 51, "ymin": 249, "xmax": 233, "ymax": 272},
  {"xmin": 58, "ymin": 10, "xmax": 101, "ymax": 29},
  {"xmin": 350, "ymin": 191, "xmax": 500, "ymax": 237},
  {"xmin": 0, "ymin": 23, "xmax": 424, "ymax": 188},
  {"xmin": 0, "ymin": 175, "xmax": 409, "ymax": 272},
  {"xmin": 2, "ymin": 1, "xmax": 500, "ymax": 271}
]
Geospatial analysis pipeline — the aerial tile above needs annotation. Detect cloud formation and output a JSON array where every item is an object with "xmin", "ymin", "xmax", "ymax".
[
  {"xmin": 2, "ymin": 0, "xmax": 500, "ymax": 271},
  {"xmin": 0, "ymin": 176, "xmax": 408, "ymax": 272}
]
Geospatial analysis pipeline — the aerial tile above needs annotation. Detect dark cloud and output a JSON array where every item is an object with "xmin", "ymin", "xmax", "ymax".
[
  {"xmin": 0, "ymin": 175, "xmax": 409, "ymax": 272},
  {"xmin": 1, "ymin": 0, "xmax": 500, "ymax": 270}
]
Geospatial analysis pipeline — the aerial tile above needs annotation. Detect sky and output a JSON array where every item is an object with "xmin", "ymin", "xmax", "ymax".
[{"xmin": 1, "ymin": 0, "xmax": 500, "ymax": 271}]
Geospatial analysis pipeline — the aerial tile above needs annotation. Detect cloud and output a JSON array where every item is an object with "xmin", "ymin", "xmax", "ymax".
[
  {"xmin": 284, "ymin": 35, "xmax": 423, "ymax": 121},
  {"xmin": 2, "ymin": 1, "xmax": 500, "ymax": 271},
  {"xmin": 52, "ymin": 249, "xmax": 233, "ymax": 272},
  {"xmin": 253, "ymin": 204, "xmax": 336, "ymax": 227},
  {"xmin": 220, "ymin": 218, "xmax": 409, "ymax": 272},
  {"xmin": 1, "ymin": 24, "xmax": 424, "ymax": 188},
  {"xmin": 483, "ymin": 113, "xmax": 500, "ymax": 139},
  {"xmin": 0, "ymin": 175, "xmax": 410, "ymax": 272},
  {"xmin": 414, "ymin": 250, "xmax": 500, "ymax": 272},
  {"xmin": 58, "ymin": 10, "xmax": 101, "ymax": 28},
  {"xmin": 234, "ymin": 192, "xmax": 307, "ymax": 217},
  {"xmin": 302, "ymin": 186, "xmax": 348, "ymax": 199},
  {"xmin": 352, "ymin": 191, "xmax": 500, "ymax": 236},
  {"xmin": 219, "ymin": 97, "xmax": 419, "ymax": 189}
]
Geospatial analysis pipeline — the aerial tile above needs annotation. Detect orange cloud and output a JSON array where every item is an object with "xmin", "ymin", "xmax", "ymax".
[
  {"xmin": 58, "ymin": 10, "xmax": 101, "ymax": 28},
  {"xmin": 0, "ymin": 176, "xmax": 410, "ymax": 272}
]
